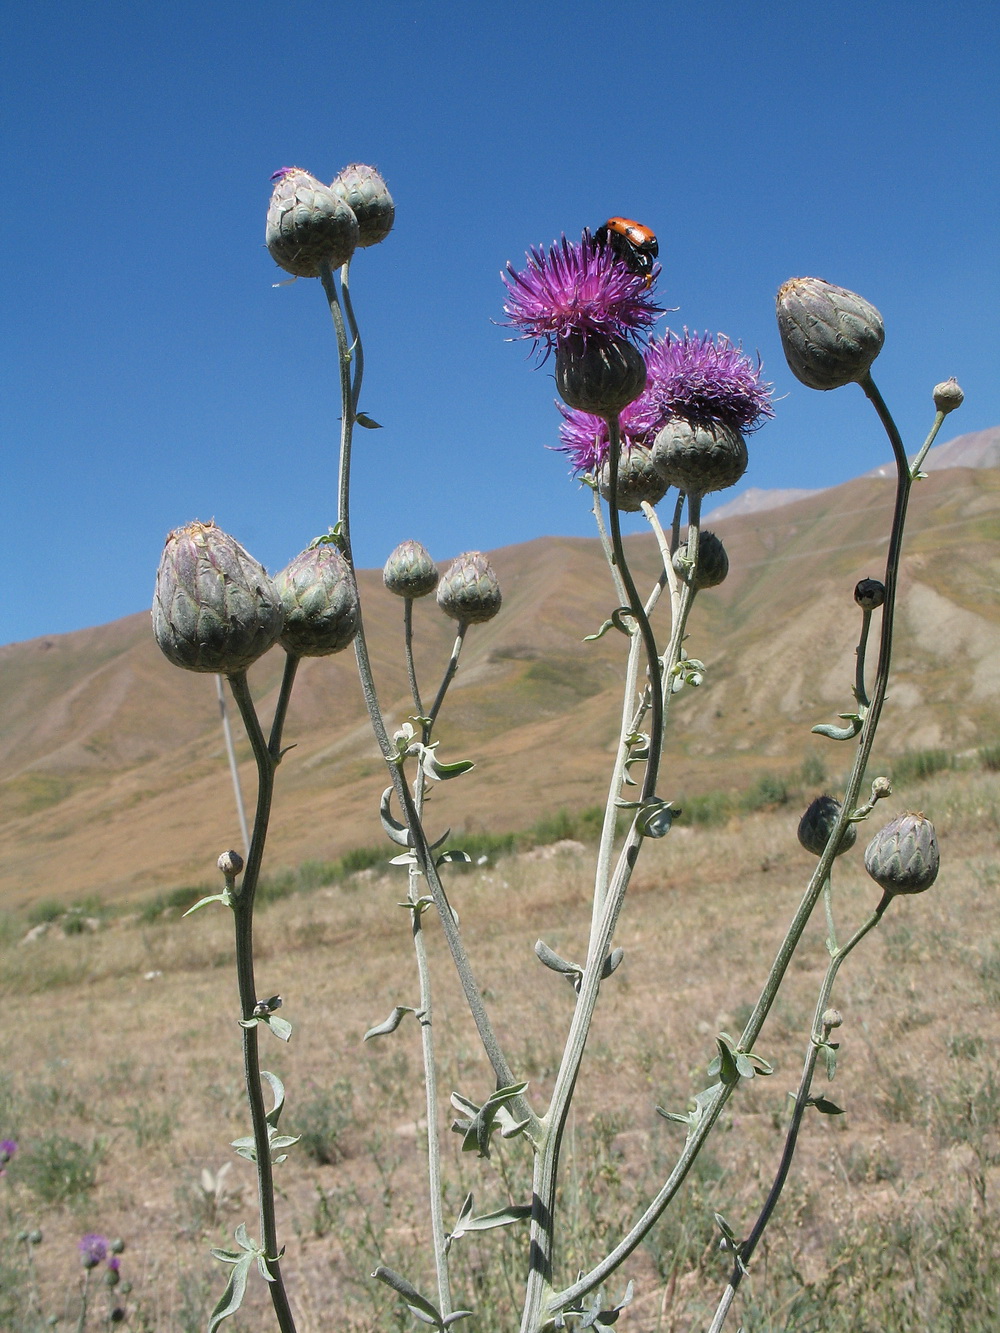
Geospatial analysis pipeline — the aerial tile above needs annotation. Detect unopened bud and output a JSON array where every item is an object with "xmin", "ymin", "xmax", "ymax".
[
  {"xmin": 797, "ymin": 795, "xmax": 857, "ymax": 858},
  {"xmin": 275, "ymin": 545, "xmax": 360, "ymax": 657},
  {"xmin": 864, "ymin": 812, "xmax": 940, "ymax": 895},
  {"xmin": 218, "ymin": 850, "xmax": 243, "ymax": 878},
  {"xmin": 822, "ymin": 1008, "xmax": 843, "ymax": 1030},
  {"xmin": 673, "ymin": 530, "xmax": 729, "ymax": 589},
  {"xmin": 383, "ymin": 540, "xmax": 439, "ymax": 598},
  {"xmin": 330, "ymin": 163, "xmax": 394, "ymax": 248},
  {"xmin": 436, "ymin": 552, "xmax": 502, "ymax": 625},
  {"xmin": 555, "ymin": 332, "xmax": 647, "ymax": 415},
  {"xmin": 266, "ymin": 167, "xmax": 359, "ymax": 277},
  {"xmin": 871, "ymin": 776, "xmax": 892, "ymax": 800},
  {"xmin": 652, "ymin": 417, "xmax": 748, "ymax": 497},
  {"xmin": 933, "ymin": 378, "xmax": 964, "ymax": 414},
  {"xmin": 854, "ymin": 578, "xmax": 885, "ymax": 610},
  {"xmin": 776, "ymin": 277, "xmax": 884, "ymax": 391},
  {"xmin": 152, "ymin": 522, "xmax": 283, "ymax": 675},
  {"xmin": 599, "ymin": 443, "xmax": 669, "ymax": 511}
]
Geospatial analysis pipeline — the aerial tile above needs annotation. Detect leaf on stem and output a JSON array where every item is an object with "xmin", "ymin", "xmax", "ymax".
[
  {"xmin": 364, "ymin": 1006, "xmax": 420, "ymax": 1041},
  {"xmin": 444, "ymin": 1191, "xmax": 532, "ymax": 1252},
  {"xmin": 183, "ymin": 890, "xmax": 233, "ymax": 916},
  {"xmin": 812, "ymin": 713, "xmax": 863, "ymax": 741},
  {"xmin": 371, "ymin": 1265, "xmax": 473, "ymax": 1330},
  {"xmin": 450, "ymin": 1083, "xmax": 530, "ymax": 1158},
  {"xmin": 355, "ymin": 412, "xmax": 382, "ymax": 429}
]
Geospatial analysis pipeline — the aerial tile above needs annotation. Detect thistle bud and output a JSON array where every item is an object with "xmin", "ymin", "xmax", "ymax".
[
  {"xmin": 436, "ymin": 551, "xmax": 502, "ymax": 625},
  {"xmin": 854, "ymin": 578, "xmax": 885, "ymax": 610},
  {"xmin": 383, "ymin": 540, "xmax": 439, "ymax": 598},
  {"xmin": 330, "ymin": 163, "xmax": 394, "ymax": 248},
  {"xmin": 822, "ymin": 1008, "xmax": 843, "ymax": 1030},
  {"xmin": 797, "ymin": 795, "xmax": 857, "ymax": 858},
  {"xmin": 651, "ymin": 417, "xmax": 748, "ymax": 497},
  {"xmin": 864, "ymin": 812, "xmax": 940, "ymax": 895},
  {"xmin": 274, "ymin": 545, "xmax": 360, "ymax": 657},
  {"xmin": 555, "ymin": 332, "xmax": 647, "ymax": 415},
  {"xmin": 266, "ymin": 167, "xmax": 359, "ymax": 278},
  {"xmin": 217, "ymin": 850, "xmax": 243, "ymax": 877},
  {"xmin": 673, "ymin": 530, "xmax": 729, "ymax": 589},
  {"xmin": 776, "ymin": 277, "xmax": 884, "ymax": 391},
  {"xmin": 152, "ymin": 522, "xmax": 283, "ymax": 675},
  {"xmin": 599, "ymin": 444, "xmax": 669, "ymax": 511},
  {"xmin": 933, "ymin": 378, "xmax": 964, "ymax": 414}
]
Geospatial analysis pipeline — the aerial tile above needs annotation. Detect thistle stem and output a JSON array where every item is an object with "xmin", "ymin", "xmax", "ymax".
[
  {"xmin": 216, "ymin": 673, "xmax": 250, "ymax": 858},
  {"xmin": 403, "ymin": 599, "xmax": 424, "ymax": 716}
]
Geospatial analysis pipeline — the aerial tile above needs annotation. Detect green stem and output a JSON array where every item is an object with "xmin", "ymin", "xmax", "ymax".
[
  {"xmin": 854, "ymin": 609, "xmax": 873, "ymax": 709},
  {"xmin": 403, "ymin": 599, "xmax": 424, "ymax": 717},
  {"xmin": 426, "ymin": 624, "xmax": 468, "ymax": 732}
]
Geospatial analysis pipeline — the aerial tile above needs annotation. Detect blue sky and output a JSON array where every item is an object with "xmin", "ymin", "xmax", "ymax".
[{"xmin": 3, "ymin": 1, "xmax": 998, "ymax": 645}]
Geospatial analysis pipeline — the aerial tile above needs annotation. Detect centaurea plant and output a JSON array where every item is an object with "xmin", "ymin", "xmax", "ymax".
[{"xmin": 151, "ymin": 174, "xmax": 964, "ymax": 1333}]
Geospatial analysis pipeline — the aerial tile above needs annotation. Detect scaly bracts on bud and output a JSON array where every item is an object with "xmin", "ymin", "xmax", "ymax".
[
  {"xmin": 330, "ymin": 163, "xmax": 394, "ymax": 248},
  {"xmin": 274, "ymin": 545, "xmax": 360, "ymax": 657},
  {"xmin": 864, "ymin": 812, "xmax": 940, "ymax": 895},
  {"xmin": 383, "ymin": 539, "xmax": 440, "ymax": 598},
  {"xmin": 933, "ymin": 377, "xmax": 964, "ymax": 414},
  {"xmin": 555, "ymin": 331, "xmax": 647, "ymax": 415},
  {"xmin": 599, "ymin": 443, "xmax": 669, "ymax": 511},
  {"xmin": 854, "ymin": 578, "xmax": 885, "ymax": 610},
  {"xmin": 776, "ymin": 277, "xmax": 884, "ymax": 390},
  {"xmin": 652, "ymin": 417, "xmax": 748, "ymax": 497},
  {"xmin": 266, "ymin": 167, "xmax": 359, "ymax": 277},
  {"xmin": 152, "ymin": 521, "xmax": 283, "ymax": 674},
  {"xmin": 673, "ymin": 529, "xmax": 729, "ymax": 589},
  {"xmin": 797, "ymin": 795, "xmax": 857, "ymax": 858},
  {"xmin": 437, "ymin": 551, "xmax": 502, "ymax": 624}
]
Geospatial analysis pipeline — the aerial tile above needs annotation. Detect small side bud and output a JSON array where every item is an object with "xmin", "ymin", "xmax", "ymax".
[
  {"xmin": 218, "ymin": 850, "xmax": 244, "ymax": 878},
  {"xmin": 383, "ymin": 540, "xmax": 440, "ymax": 598},
  {"xmin": 822, "ymin": 1008, "xmax": 843, "ymax": 1030},
  {"xmin": 652, "ymin": 417, "xmax": 748, "ymax": 497},
  {"xmin": 864, "ymin": 812, "xmax": 940, "ymax": 895},
  {"xmin": 436, "ymin": 552, "xmax": 502, "ymax": 624},
  {"xmin": 797, "ymin": 795, "xmax": 857, "ymax": 858},
  {"xmin": 266, "ymin": 167, "xmax": 359, "ymax": 277},
  {"xmin": 152, "ymin": 522, "xmax": 283, "ymax": 674},
  {"xmin": 776, "ymin": 277, "xmax": 884, "ymax": 390},
  {"xmin": 599, "ymin": 443, "xmax": 669, "ymax": 511},
  {"xmin": 854, "ymin": 578, "xmax": 885, "ymax": 610},
  {"xmin": 555, "ymin": 332, "xmax": 647, "ymax": 415},
  {"xmin": 933, "ymin": 378, "xmax": 964, "ymax": 414},
  {"xmin": 673, "ymin": 530, "xmax": 729, "ymax": 589},
  {"xmin": 330, "ymin": 163, "xmax": 394, "ymax": 248},
  {"xmin": 871, "ymin": 776, "xmax": 892, "ymax": 800},
  {"xmin": 274, "ymin": 545, "xmax": 360, "ymax": 657}
]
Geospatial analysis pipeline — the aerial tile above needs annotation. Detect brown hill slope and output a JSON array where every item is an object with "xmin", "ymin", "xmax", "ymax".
[{"xmin": 1, "ymin": 466, "xmax": 998, "ymax": 908}]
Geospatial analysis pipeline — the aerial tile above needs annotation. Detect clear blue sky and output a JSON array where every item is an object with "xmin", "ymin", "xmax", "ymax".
[{"xmin": 3, "ymin": 1, "xmax": 998, "ymax": 645}]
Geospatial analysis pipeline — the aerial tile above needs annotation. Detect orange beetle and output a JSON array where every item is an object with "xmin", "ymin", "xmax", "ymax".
[{"xmin": 594, "ymin": 217, "xmax": 659, "ymax": 280}]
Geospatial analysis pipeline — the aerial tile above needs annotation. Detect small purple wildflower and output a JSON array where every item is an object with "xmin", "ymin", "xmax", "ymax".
[
  {"xmin": 78, "ymin": 1234, "xmax": 108, "ymax": 1269},
  {"xmin": 557, "ymin": 394, "xmax": 662, "ymax": 474},
  {"xmin": 0, "ymin": 1139, "xmax": 17, "ymax": 1165},
  {"xmin": 645, "ymin": 331, "xmax": 773, "ymax": 432},
  {"xmin": 503, "ymin": 233, "xmax": 663, "ymax": 355},
  {"xmin": 107, "ymin": 1255, "xmax": 121, "ymax": 1274}
]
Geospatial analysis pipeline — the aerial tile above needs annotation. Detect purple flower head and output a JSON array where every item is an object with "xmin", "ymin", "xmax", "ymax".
[
  {"xmin": 645, "ymin": 331, "xmax": 774, "ymax": 432},
  {"xmin": 269, "ymin": 167, "xmax": 299, "ymax": 183},
  {"xmin": 78, "ymin": 1234, "xmax": 108, "ymax": 1269},
  {"xmin": 503, "ymin": 232, "xmax": 663, "ymax": 356},
  {"xmin": 0, "ymin": 1139, "xmax": 17, "ymax": 1165},
  {"xmin": 107, "ymin": 1255, "xmax": 121, "ymax": 1274},
  {"xmin": 556, "ymin": 392, "xmax": 663, "ymax": 474}
]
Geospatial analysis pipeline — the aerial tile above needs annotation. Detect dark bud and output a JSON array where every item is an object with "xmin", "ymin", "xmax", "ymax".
[
  {"xmin": 822, "ymin": 1008, "xmax": 843, "ymax": 1029},
  {"xmin": 652, "ymin": 417, "xmax": 748, "ymax": 497},
  {"xmin": 152, "ymin": 522, "xmax": 283, "ymax": 675},
  {"xmin": 274, "ymin": 545, "xmax": 360, "ymax": 657},
  {"xmin": 854, "ymin": 578, "xmax": 885, "ymax": 610},
  {"xmin": 864, "ymin": 812, "xmax": 940, "ymax": 895},
  {"xmin": 933, "ymin": 378, "xmax": 964, "ymax": 414},
  {"xmin": 266, "ymin": 167, "xmax": 359, "ymax": 277},
  {"xmin": 673, "ymin": 530, "xmax": 729, "ymax": 589},
  {"xmin": 555, "ymin": 331, "xmax": 647, "ymax": 415},
  {"xmin": 599, "ymin": 443, "xmax": 669, "ymax": 511},
  {"xmin": 330, "ymin": 163, "xmax": 394, "ymax": 248},
  {"xmin": 436, "ymin": 551, "xmax": 502, "ymax": 625},
  {"xmin": 109, "ymin": 1239, "xmax": 126, "ymax": 1255},
  {"xmin": 383, "ymin": 539, "xmax": 439, "ymax": 598},
  {"xmin": 798, "ymin": 795, "xmax": 857, "ymax": 858},
  {"xmin": 776, "ymin": 277, "xmax": 884, "ymax": 390}
]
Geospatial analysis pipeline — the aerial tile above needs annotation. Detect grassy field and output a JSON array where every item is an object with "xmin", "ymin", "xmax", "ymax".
[{"xmin": 2, "ymin": 764, "xmax": 999, "ymax": 1331}]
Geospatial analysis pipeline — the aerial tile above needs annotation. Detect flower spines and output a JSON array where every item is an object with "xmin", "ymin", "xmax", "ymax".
[{"xmin": 645, "ymin": 332, "xmax": 774, "ymax": 433}]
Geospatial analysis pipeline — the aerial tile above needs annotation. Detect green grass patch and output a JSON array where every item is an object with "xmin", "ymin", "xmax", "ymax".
[{"xmin": 890, "ymin": 748, "xmax": 954, "ymax": 785}]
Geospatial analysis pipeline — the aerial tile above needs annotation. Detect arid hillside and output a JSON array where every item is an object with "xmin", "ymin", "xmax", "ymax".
[{"xmin": 1, "ymin": 462, "xmax": 998, "ymax": 909}]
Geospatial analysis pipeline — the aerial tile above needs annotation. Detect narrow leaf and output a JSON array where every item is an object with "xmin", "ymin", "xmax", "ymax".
[
  {"xmin": 364, "ymin": 1006, "xmax": 417, "ymax": 1041},
  {"xmin": 372, "ymin": 1266, "xmax": 443, "ymax": 1325},
  {"xmin": 261, "ymin": 1070, "xmax": 285, "ymax": 1129},
  {"xmin": 184, "ymin": 892, "xmax": 231, "ymax": 916},
  {"xmin": 208, "ymin": 1251, "xmax": 254, "ymax": 1331},
  {"xmin": 380, "ymin": 787, "xmax": 413, "ymax": 847},
  {"xmin": 355, "ymin": 412, "xmax": 382, "ymax": 429}
]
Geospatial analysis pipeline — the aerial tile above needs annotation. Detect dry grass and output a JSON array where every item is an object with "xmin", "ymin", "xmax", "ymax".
[{"xmin": 2, "ymin": 767, "xmax": 999, "ymax": 1330}]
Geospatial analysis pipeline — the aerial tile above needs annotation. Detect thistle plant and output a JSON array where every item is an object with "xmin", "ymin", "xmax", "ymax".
[{"xmin": 150, "ymin": 170, "xmax": 965, "ymax": 1332}]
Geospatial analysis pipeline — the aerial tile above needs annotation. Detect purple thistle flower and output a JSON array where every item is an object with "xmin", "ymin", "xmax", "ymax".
[
  {"xmin": 107, "ymin": 1255, "xmax": 121, "ymax": 1274},
  {"xmin": 0, "ymin": 1139, "xmax": 17, "ymax": 1165},
  {"xmin": 556, "ymin": 394, "xmax": 663, "ymax": 474},
  {"xmin": 503, "ymin": 233, "xmax": 663, "ymax": 355},
  {"xmin": 78, "ymin": 1234, "xmax": 108, "ymax": 1269},
  {"xmin": 645, "ymin": 331, "xmax": 773, "ymax": 433}
]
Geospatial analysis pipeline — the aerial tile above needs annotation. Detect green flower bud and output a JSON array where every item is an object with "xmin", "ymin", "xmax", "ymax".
[
  {"xmin": 652, "ymin": 417, "xmax": 748, "ymax": 497},
  {"xmin": 864, "ymin": 812, "xmax": 940, "ymax": 895},
  {"xmin": 673, "ymin": 530, "xmax": 729, "ymax": 589},
  {"xmin": 599, "ymin": 443, "xmax": 669, "ymax": 511},
  {"xmin": 776, "ymin": 277, "xmax": 884, "ymax": 390},
  {"xmin": 933, "ymin": 377, "xmax": 964, "ymax": 414},
  {"xmin": 797, "ymin": 795, "xmax": 857, "ymax": 858},
  {"xmin": 29, "ymin": 1230, "xmax": 43, "ymax": 1245},
  {"xmin": 555, "ymin": 332, "xmax": 647, "ymax": 415},
  {"xmin": 822, "ymin": 1008, "xmax": 843, "ymax": 1030},
  {"xmin": 330, "ymin": 163, "xmax": 394, "ymax": 248},
  {"xmin": 266, "ymin": 167, "xmax": 359, "ymax": 278},
  {"xmin": 109, "ymin": 1239, "xmax": 126, "ymax": 1255},
  {"xmin": 436, "ymin": 551, "xmax": 502, "ymax": 625},
  {"xmin": 854, "ymin": 578, "xmax": 885, "ymax": 610},
  {"xmin": 217, "ymin": 850, "xmax": 243, "ymax": 877},
  {"xmin": 274, "ymin": 545, "xmax": 360, "ymax": 657},
  {"xmin": 383, "ymin": 540, "xmax": 439, "ymax": 598},
  {"xmin": 152, "ymin": 522, "xmax": 283, "ymax": 675}
]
